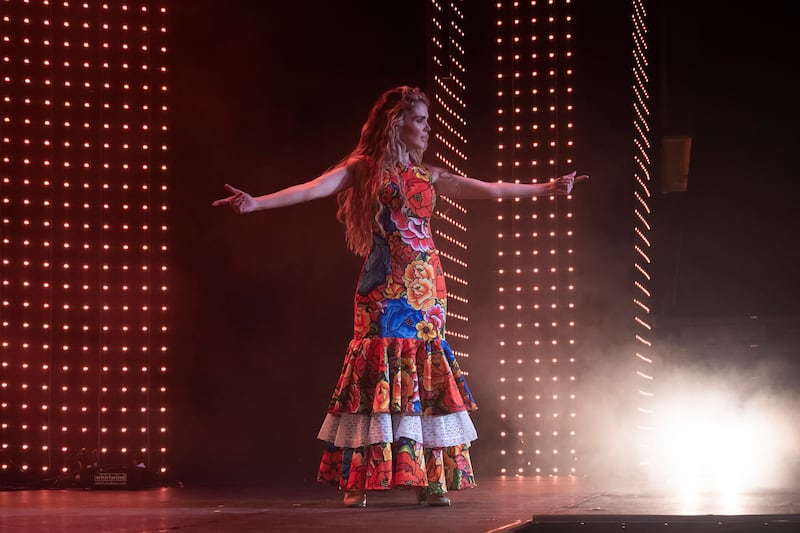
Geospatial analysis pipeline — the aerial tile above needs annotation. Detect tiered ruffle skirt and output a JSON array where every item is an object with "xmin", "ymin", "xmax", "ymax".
[{"xmin": 316, "ymin": 336, "xmax": 478, "ymax": 493}]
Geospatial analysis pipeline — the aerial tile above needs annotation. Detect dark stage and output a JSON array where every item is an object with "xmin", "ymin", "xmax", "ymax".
[{"xmin": 2, "ymin": 477, "xmax": 799, "ymax": 532}]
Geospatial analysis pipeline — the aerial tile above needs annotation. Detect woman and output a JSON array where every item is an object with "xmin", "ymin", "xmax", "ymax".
[{"xmin": 213, "ymin": 86, "xmax": 587, "ymax": 508}]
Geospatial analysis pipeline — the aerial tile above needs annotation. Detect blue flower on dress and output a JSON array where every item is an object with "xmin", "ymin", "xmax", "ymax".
[{"xmin": 379, "ymin": 299, "xmax": 423, "ymax": 339}]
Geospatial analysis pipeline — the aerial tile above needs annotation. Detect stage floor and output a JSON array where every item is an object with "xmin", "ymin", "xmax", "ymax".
[{"xmin": 1, "ymin": 477, "xmax": 799, "ymax": 532}]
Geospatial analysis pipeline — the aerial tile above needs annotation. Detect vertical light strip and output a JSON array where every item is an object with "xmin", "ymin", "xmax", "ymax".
[
  {"xmin": 0, "ymin": 0, "xmax": 169, "ymax": 478},
  {"xmin": 427, "ymin": 1, "xmax": 471, "ymax": 367},
  {"xmin": 495, "ymin": 0, "xmax": 577, "ymax": 477},
  {"xmin": 630, "ymin": 0, "xmax": 654, "ymax": 468}
]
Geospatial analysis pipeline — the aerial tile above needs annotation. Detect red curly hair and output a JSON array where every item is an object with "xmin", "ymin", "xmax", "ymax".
[{"xmin": 335, "ymin": 86, "xmax": 430, "ymax": 257}]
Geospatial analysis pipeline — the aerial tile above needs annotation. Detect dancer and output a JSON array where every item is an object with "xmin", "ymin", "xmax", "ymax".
[{"xmin": 213, "ymin": 85, "xmax": 587, "ymax": 507}]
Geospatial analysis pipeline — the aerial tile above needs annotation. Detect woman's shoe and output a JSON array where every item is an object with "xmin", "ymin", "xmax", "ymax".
[
  {"xmin": 343, "ymin": 490, "xmax": 366, "ymax": 508},
  {"xmin": 426, "ymin": 492, "xmax": 451, "ymax": 507}
]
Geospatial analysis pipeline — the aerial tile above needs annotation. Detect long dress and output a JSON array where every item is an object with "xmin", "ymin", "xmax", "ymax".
[{"xmin": 316, "ymin": 162, "xmax": 478, "ymax": 495}]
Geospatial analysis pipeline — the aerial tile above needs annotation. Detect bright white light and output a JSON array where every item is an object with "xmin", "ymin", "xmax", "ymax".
[{"xmin": 648, "ymin": 385, "xmax": 798, "ymax": 497}]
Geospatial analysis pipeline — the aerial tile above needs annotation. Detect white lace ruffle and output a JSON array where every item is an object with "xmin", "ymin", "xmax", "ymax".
[{"xmin": 317, "ymin": 411, "xmax": 477, "ymax": 449}]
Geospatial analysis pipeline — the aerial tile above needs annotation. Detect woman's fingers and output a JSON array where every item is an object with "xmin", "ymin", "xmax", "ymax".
[
  {"xmin": 211, "ymin": 184, "xmax": 245, "ymax": 207},
  {"xmin": 558, "ymin": 173, "xmax": 589, "ymax": 193},
  {"xmin": 553, "ymin": 172, "xmax": 589, "ymax": 194},
  {"xmin": 211, "ymin": 196, "xmax": 232, "ymax": 206}
]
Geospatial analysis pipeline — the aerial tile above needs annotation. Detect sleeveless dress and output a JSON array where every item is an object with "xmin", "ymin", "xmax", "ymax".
[{"xmin": 316, "ymin": 162, "xmax": 478, "ymax": 494}]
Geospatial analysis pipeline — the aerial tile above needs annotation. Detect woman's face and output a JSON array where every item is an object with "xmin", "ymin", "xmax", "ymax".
[{"xmin": 398, "ymin": 102, "xmax": 430, "ymax": 154}]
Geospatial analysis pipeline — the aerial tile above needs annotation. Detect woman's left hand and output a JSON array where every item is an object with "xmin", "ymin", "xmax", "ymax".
[{"xmin": 553, "ymin": 171, "xmax": 589, "ymax": 194}]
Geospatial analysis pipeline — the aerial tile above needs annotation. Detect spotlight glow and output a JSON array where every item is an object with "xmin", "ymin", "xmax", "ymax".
[{"xmin": 649, "ymin": 385, "xmax": 797, "ymax": 495}]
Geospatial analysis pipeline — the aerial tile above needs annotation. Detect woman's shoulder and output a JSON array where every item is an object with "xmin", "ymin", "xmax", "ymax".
[
  {"xmin": 345, "ymin": 154, "xmax": 377, "ymax": 173},
  {"xmin": 421, "ymin": 163, "xmax": 445, "ymax": 181}
]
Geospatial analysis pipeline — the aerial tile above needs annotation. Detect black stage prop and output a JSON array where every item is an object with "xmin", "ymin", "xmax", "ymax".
[{"xmin": 515, "ymin": 514, "xmax": 800, "ymax": 532}]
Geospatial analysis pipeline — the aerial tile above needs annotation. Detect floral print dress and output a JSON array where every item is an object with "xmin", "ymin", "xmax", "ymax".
[{"xmin": 316, "ymin": 163, "xmax": 478, "ymax": 495}]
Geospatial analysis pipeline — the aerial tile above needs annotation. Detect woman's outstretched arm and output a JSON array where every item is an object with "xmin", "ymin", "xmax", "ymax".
[
  {"xmin": 211, "ymin": 157, "xmax": 359, "ymax": 214},
  {"xmin": 432, "ymin": 167, "xmax": 588, "ymax": 199}
]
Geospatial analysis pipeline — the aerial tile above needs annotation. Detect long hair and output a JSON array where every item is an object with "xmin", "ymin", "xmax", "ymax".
[{"xmin": 336, "ymin": 86, "xmax": 430, "ymax": 257}]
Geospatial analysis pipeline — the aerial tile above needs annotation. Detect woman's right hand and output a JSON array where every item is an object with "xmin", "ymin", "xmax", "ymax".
[{"xmin": 211, "ymin": 184, "xmax": 257, "ymax": 214}]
